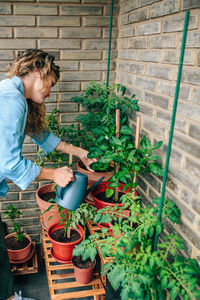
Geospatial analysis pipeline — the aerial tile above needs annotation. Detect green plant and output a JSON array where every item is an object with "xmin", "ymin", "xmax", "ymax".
[
  {"xmin": 71, "ymin": 203, "xmax": 97, "ymax": 240},
  {"xmin": 43, "ymin": 194, "xmax": 97, "ymax": 240},
  {"xmin": 77, "ymin": 196, "xmax": 200, "ymax": 299},
  {"xmin": 99, "ymin": 199, "xmax": 200, "ymax": 300},
  {"xmin": 66, "ymin": 81, "xmax": 139, "ymax": 172},
  {"xmin": 98, "ymin": 134, "xmax": 163, "ymax": 198},
  {"xmin": 73, "ymin": 232, "xmax": 99, "ymax": 262},
  {"xmin": 4, "ymin": 204, "xmax": 25, "ymax": 242}
]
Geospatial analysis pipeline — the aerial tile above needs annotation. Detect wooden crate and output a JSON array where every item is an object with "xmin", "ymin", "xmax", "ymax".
[
  {"xmin": 11, "ymin": 242, "xmax": 38, "ymax": 276},
  {"xmin": 41, "ymin": 227, "xmax": 105, "ymax": 300},
  {"xmin": 86, "ymin": 220, "xmax": 113, "ymax": 286}
]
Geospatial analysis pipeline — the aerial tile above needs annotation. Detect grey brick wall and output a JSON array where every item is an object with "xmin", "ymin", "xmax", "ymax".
[
  {"xmin": 118, "ymin": 0, "xmax": 200, "ymax": 261},
  {"xmin": 0, "ymin": 0, "xmax": 118, "ymax": 243},
  {"xmin": 0, "ymin": 0, "xmax": 200, "ymax": 264}
]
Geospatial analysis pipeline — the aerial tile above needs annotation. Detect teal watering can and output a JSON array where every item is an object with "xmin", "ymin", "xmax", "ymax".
[{"xmin": 55, "ymin": 171, "xmax": 105, "ymax": 211}]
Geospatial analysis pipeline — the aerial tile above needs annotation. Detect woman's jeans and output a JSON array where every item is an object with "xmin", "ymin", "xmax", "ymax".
[{"xmin": 0, "ymin": 213, "xmax": 13, "ymax": 299}]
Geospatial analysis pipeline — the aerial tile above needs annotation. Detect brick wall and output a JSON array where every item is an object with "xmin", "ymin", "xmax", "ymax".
[
  {"xmin": 0, "ymin": 0, "xmax": 118, "ymax": 242},
  {"xmin": 118, "ymin": 0, "xmax": 200, "ymax": 260},
  {"xmin": 0, "ymin": 0, "xmax": 200, "ymax": 262}
]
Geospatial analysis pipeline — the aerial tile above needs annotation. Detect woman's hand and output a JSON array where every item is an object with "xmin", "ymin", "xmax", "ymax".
[
  {"xmin": 53, "ymin": 166, "xmax": 74, "ymax": 187},
  {"xmin": 80, "ymin": 150, "xmax": 97, "ymax": 172},
  {"xmin": 37, "ymin": 166, "xmax": 74, "ymax": 187}
]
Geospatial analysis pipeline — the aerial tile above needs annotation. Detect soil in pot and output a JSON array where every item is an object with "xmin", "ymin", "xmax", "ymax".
[
  {"xmin": 5, "ymin": 236, "xmax": 29, "ymax": 250},
  {"xmin": 96, "ymin": 191, "xmax": 124, "ymax": 204},
  {"xmin": 72, "ymin": 255, "xmax": 94, "ymax": 269},
  {"xmin": 79, "ymin": 160, "xmax": 113, "ymax": 173},
  {"xmin": 72, "ymin": 256, "xmax": 96, "ymax": 284},
  {"xmin": 40, "ymin": 191, "xmax": 56, "ymax": 202},
  {"xmin": 51, "ymin": 228, "xmax": 81, "ymax": 243}
]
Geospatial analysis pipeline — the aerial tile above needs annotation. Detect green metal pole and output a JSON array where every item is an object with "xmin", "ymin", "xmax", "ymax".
[
  {"xmin": 154, "ymin": 11, "xmax": 190, "ymax": 250},
  {"xmin": 106, "ymin": 0, "xmax": 114, "ymax": 87}
]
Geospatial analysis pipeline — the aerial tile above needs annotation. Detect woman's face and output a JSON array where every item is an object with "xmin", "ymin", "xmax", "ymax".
[{"xmin": 30, "ymin": 74, "xmax": 56, "ymax": 104}]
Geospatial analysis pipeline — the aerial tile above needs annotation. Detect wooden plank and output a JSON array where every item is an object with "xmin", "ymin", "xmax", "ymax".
[{"xmin": 11, "ymin": 242, "xmax": 38, "ymax": 276}]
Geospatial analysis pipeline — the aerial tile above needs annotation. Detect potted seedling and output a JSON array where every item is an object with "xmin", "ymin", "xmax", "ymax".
[
  {"xmin": 4, "ymin": 204, "xmax": 34, "ymax": 263},
  {"xmin": 72, "ymin": 233, "xmax": 98, "ymax": 284},
  {"xmin": 47, "ymin": 201, "xmax": 96, "ymax": 263},
  {"xmin": 47, "ymin": 207, "xmax": 83, "ymax": 263}
]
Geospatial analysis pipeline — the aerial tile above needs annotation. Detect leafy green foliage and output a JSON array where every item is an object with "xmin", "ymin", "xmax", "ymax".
[
  {"xmin": 68, "ymin": 81, "xmax": 139, "ymax": 172},
  {"xmin": 4, "ymin": 204, "xmax": 25, "ymax": 242},
  {"xmin": 99, "ymin": 134, "xmax": 164, "ymax": 196},
  {"xmin": 79, "ymin": 194, "xmax": 200, "ymax": 299},
  {"xmin": 71, "ymin": 203, "xmax": 97, "ymax": 239}
]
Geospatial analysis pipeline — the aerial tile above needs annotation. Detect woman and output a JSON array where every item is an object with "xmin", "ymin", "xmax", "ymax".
[{"xmin": 0, "ymin": 49, "xmax": 95, "ymax": 300}]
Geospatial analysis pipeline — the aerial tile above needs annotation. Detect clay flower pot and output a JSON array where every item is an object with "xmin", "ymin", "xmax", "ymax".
[
  {"xmin": 5, "ymin": 232, "xmax": 33, "ymax": 263},
  {"xmin": 47, "ymin": 222, "xmax": 83, "ymax": 263},
  {"xmin": 76, "ymin": 160, "xmax": 114, "ymax": 187},
  {"xmin": 90, "ymin": 181, "xmax": 135, "ymax": 210},
  {"xmin": 72, "ymin": 257, "xmax": 96, "ymax": 284},
  {"xmin": 90, "ymin": 181, "xmax": 137, "ymax": 227},
  {"xmin": 36, "ymin": 183, "xmax": 68, "ymax": 230}
]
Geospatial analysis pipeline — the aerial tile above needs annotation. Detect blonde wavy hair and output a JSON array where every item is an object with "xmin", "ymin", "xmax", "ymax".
[{"xmin": 7, "ymin": 49, "xmax": 60, "ymax": 136}]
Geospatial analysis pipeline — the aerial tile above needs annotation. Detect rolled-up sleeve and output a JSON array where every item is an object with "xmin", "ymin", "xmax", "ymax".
[
  {"xmin": 0, "ymin": 93, "xmax": 41, "ymax": 190},
  {"xmin": 32, "ymin": 131, "xmax": 61, "ymax": 155}
]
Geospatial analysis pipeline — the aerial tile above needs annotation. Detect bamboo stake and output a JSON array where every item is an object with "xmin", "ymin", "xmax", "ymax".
[
  {"xmin": 57, "ymin": 79, "xmax": 60, "ymax": 125},
  {"xmin": 115, "ymin": 109, "xmax": 120, "ymax": 201},
  {"xmin": 133, "ymin": 117, "xmax": 141, "ymax": 185}
]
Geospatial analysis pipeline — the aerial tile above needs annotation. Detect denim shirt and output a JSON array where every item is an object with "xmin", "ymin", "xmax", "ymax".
[{"xmin": 0, "ymin": 76, "xmax": 61, "ymax": 196}]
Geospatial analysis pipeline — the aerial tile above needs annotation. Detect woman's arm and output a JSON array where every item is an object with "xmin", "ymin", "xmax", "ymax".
[{"xmin": 55, "ymin": 141, "xmax": 96, "ymax": 172}]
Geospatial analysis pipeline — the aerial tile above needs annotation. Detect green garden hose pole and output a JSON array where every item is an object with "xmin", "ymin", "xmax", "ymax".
[
  {"xmin": 154, "ymin": 11, "xmax": 190, "ymax": 250},
  {"xmin": 106, "ymin": 0, "xmax": 114, "ymax": 86}
]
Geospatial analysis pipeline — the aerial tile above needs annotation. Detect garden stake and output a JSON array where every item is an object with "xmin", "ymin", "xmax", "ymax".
[
  {"xmin": 57, "ymin": 79, "xmax": 60, "ymax": 125},
  {"xmin": 115, "ymin": 108, "xmax": 120, "ymax": 201},
  {"xmin": 106, "ymin": 0, "xmax": 114, "ymax": 86},
  {"xmin": 133, "ymin": 116, "xmax": 141, "ymax": 186},
  {"xmin": 130, "ymin": 117, "xmax": 141, "ymax": 227},
  {"xmin": 153, "ymin": 11, "xmax": 190, "ymax": 251}
]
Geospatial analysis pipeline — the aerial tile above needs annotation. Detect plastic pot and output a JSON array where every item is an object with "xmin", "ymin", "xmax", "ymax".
[{"xmin": 47, "ymin": 222, "xmax": 83, "ymax": 263}]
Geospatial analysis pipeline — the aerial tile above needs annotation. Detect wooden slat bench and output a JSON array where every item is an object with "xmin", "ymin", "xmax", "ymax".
[{"xmin": 41, "ymin": 226, "xmax": 106, "ymax": 300}]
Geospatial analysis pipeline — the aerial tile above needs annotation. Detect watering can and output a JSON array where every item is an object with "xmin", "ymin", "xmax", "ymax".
[{"xmin": 55, "ymin": 171, "xmax": 105, "ymax": 211}]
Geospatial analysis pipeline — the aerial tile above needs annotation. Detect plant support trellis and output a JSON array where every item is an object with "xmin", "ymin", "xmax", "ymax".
[{"xmin": 154, "ymin": 10, "xmax": 190, "ymax": 250}]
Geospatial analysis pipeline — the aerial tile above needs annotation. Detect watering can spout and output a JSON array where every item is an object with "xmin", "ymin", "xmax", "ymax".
[
  {"xmin": 86, "ymin": 176, "xmax": 105, "ymax": 195},
  {"xmin": 54, "ymin": 171, "xmax": 105, "ymax": 211}
]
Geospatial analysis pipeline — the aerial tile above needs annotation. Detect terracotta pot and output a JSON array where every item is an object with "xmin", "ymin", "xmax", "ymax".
[
  {"xmin": 76, "ymin": 160, "xmax": 114, "ymax": 186},
  {"xmin": 5, "ymin": 233, "xmax": 32, "ymax": 263},
  {"xmin": 90, "ymin": 181, "xmax": 138, "ymax": 227},
  {"xmin": 72, "ymin": 257, "xmax": 96, "ymax": 284},
  {"xmin": 47, "ymin": 222, "xmax": 83, "ymax": 262},
  {"xmin": 36, "ymin": 183, "xmax": 68, "ymax": 230}
]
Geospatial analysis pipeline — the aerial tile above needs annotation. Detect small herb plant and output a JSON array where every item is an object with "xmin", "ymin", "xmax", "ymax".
[{"xmin": 4, "ymin": 204, "xmax": 25, "ymax": 242}]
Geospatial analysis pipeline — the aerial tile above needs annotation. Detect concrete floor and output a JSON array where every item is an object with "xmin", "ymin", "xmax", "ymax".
[
  {"xmin": 13, "ymin": 244, "xmax": 50, "ymax": 300},
  {"xmin": 12, "ymin": 245, "xmax": 119, "ymax": 300}
]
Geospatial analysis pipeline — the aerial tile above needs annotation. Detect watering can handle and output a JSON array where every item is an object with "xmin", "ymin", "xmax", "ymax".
[{"xmin": 86, "ymin": 176, "xmax": 105, "ymax": 195}]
